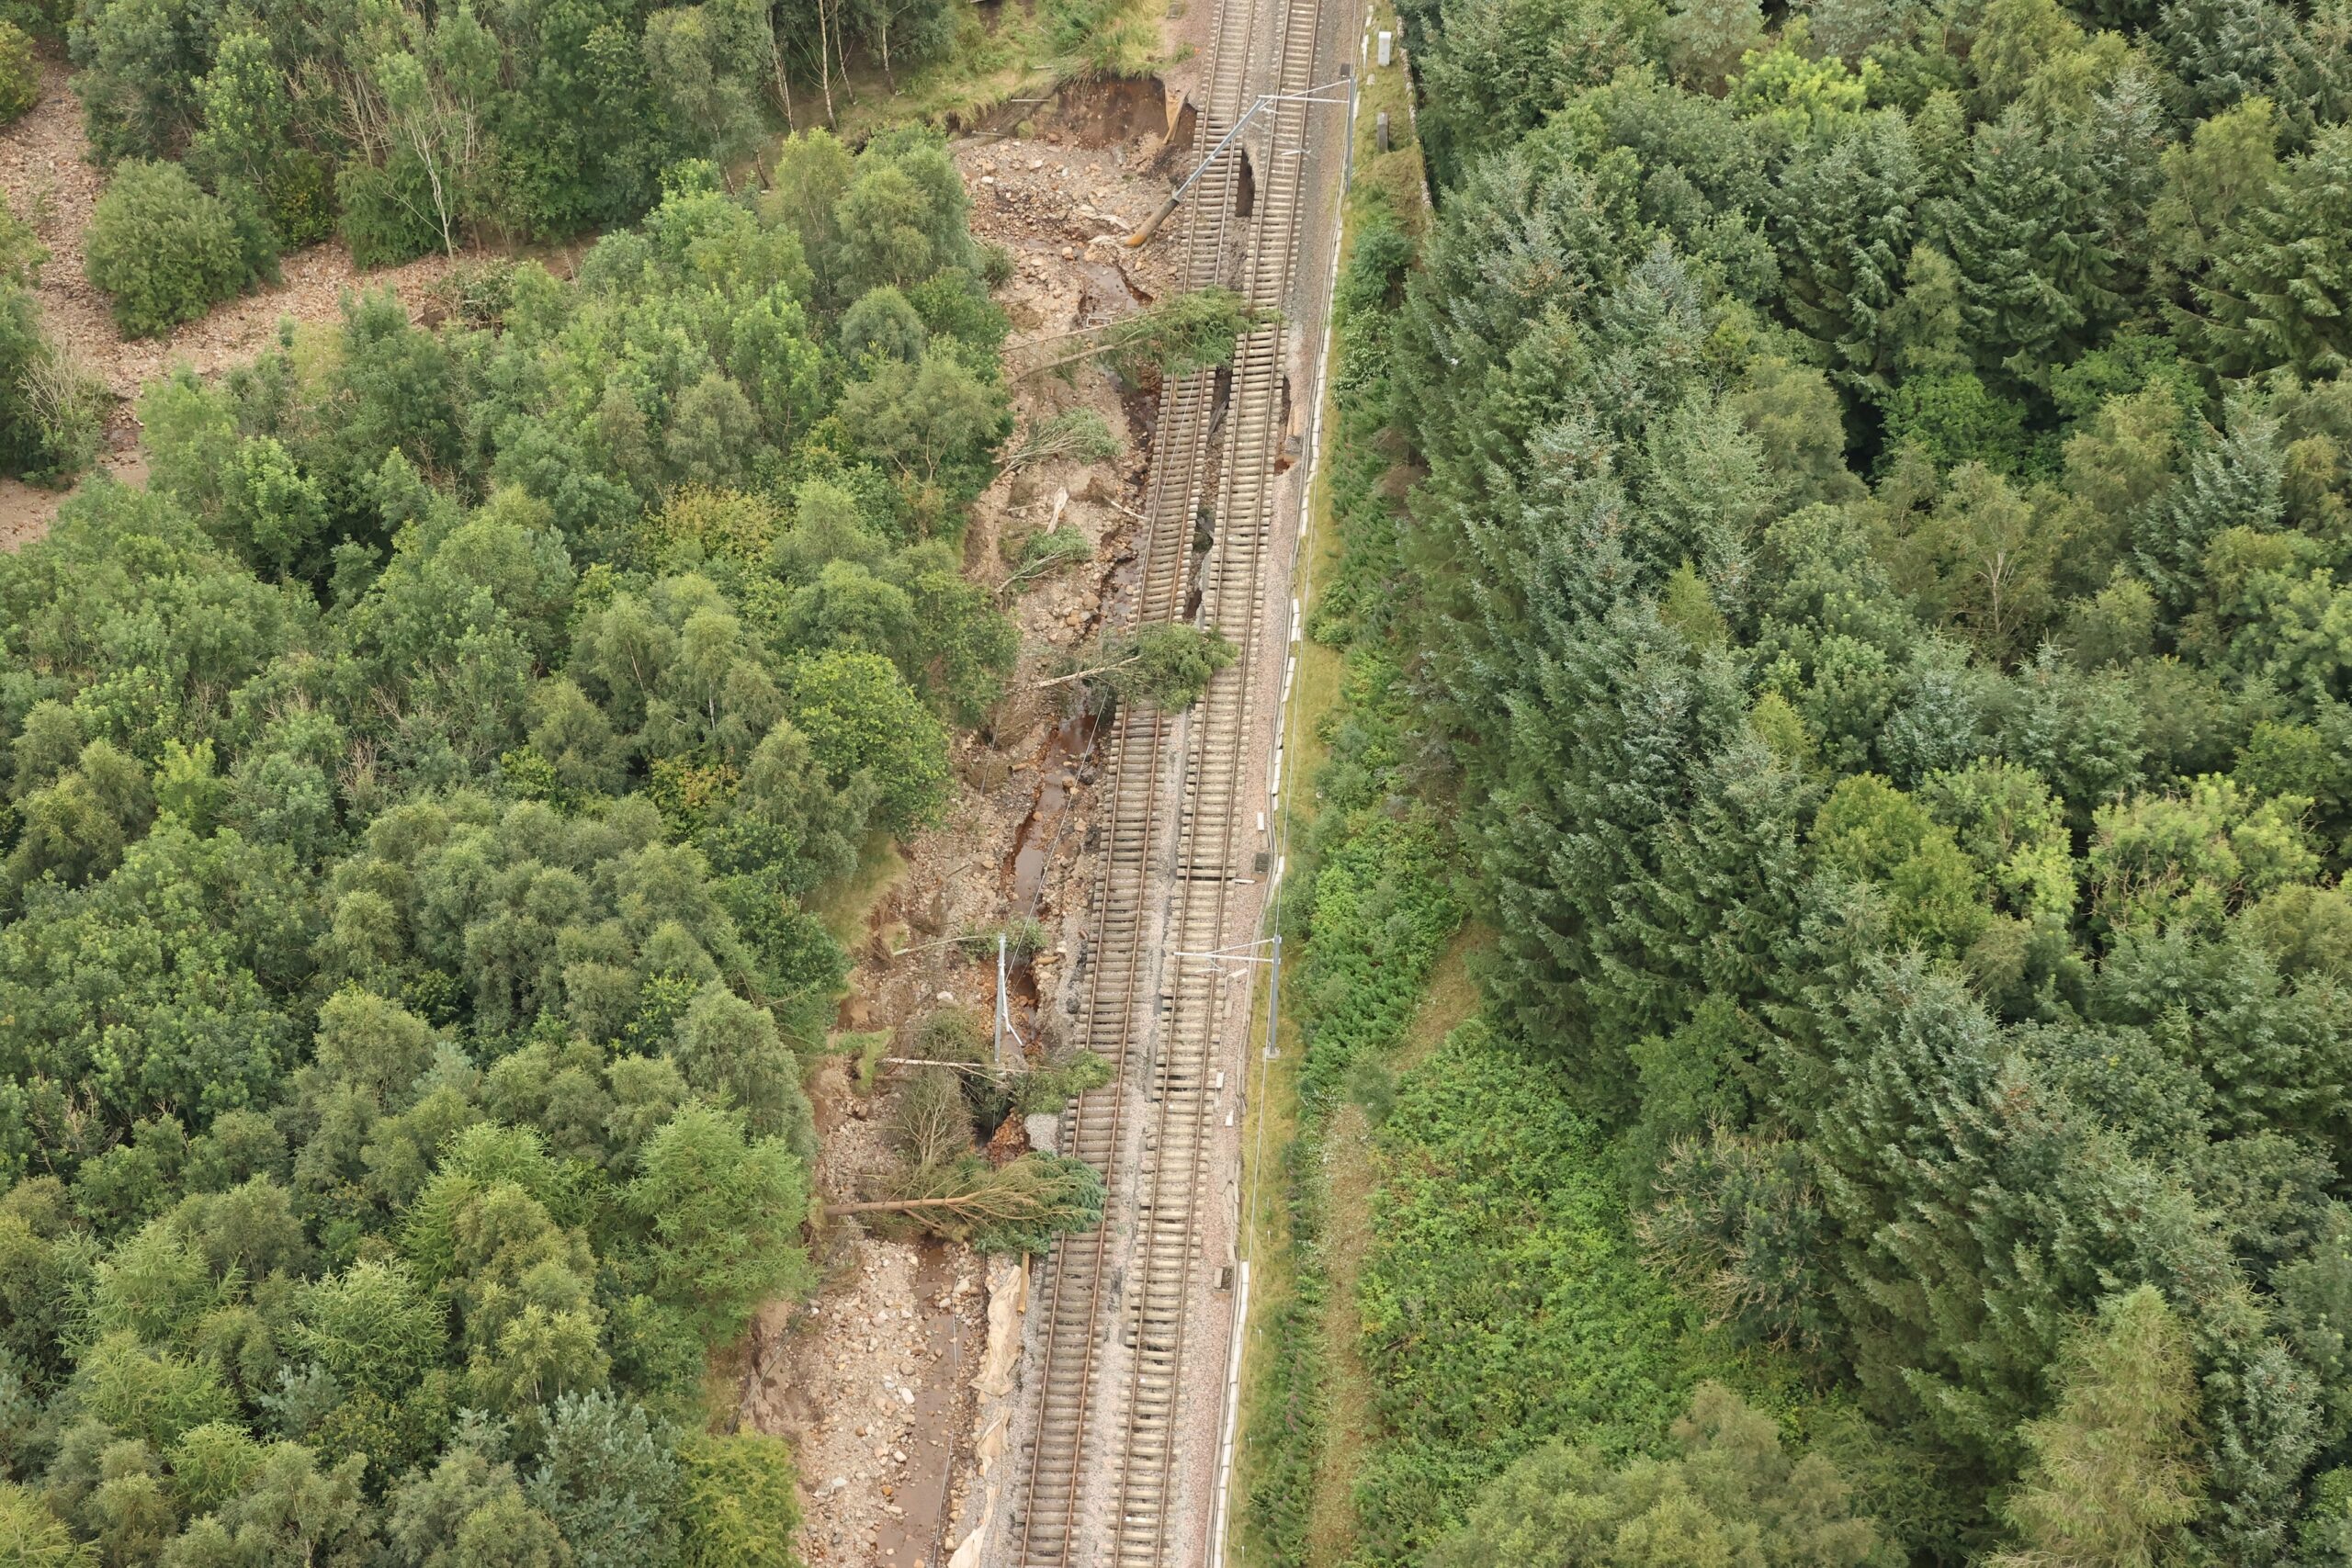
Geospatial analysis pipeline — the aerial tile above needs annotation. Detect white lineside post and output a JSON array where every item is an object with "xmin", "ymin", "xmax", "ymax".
[{"xmin": 995, "ymin": 931, "xmax": 1010, "ymax": 1065}]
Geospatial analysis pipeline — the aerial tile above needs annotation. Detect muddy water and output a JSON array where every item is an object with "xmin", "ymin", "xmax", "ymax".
[
  {"xmin": 1008, "ymin": 709, "xmax": 1101, "ymax": 912},
  {"xmin": 872, "ymin": 1247, "xmax": 967, "ymax": 1568},
  {"xmin": 999, "ymin": 709, "xmax": 1101, "ymax": 1050},
  {"xmin": 1009, "ymin": 795, "xmax": 1054, "ymax": 919},
  {"xmin": 1077, "ymin": 259, "xmax": 1155, "ymax": 316}
]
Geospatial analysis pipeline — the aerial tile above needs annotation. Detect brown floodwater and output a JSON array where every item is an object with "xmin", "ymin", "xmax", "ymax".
[{"xmin": 870, "ymin": 1247, "xmax": 967, "ymax": 1568}]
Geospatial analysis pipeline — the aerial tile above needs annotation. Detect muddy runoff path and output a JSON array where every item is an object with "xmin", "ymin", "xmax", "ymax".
[{"xmin": 731, "ymin": 77, "xmax": 1203, "ymax": 1568}]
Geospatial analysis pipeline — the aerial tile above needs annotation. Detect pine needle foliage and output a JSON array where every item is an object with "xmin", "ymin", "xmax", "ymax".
[{"xmin": 1989, "ymin": 1288, "xmax": 2206, "ymax": 1568}]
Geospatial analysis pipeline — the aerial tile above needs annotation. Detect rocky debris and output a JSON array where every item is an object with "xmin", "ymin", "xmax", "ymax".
[
  {"xmin": 953, "ymin": 131, "xmax": 1177, "ymax": 288},
  {"xmin": 1023, "ymin": 1112, "xmax": 1063, "ymax": 1155},
  {"xmin": 745, "ymin": 1242, "xmax": 985, "ymax": 1567}
]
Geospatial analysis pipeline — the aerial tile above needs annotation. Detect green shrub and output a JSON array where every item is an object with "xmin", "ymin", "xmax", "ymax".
[
  {"xmin": 910, "ymin": 1006, "xmax": 987, "ymax": 1062},
  {"xmin": 265, "ymin": 149, "xmax": 337, "ymax": 248},
  {"xmin": 0, "ymin": 0, "xmax": 65, "ymax": 36},
  {"xmin": 0, "ymin": 283, "xmax": 51, "ymax": 475},
  {"xmin": 1002, "ymin": 525, "xmax": 1092, "ymax": 595},
  {"xmin": 956, "ymin": 916, "xmax": 1048, "ymax": 960},
  {"xmin": 335, "ymin": 155, "xmax": 440, "ymax": 267},
  {"xmin": 84, "ymin": 162, "xmax": 267, "ymax": 337},
  {"xmin": 0, "ymin": 20, "xmax": 35, "ymax": 124},
  {"xmin": 1080, "ymin": 622, "xmax": 1236, "ymax": 711},
  {"xmin": 676, "ymin": 1432, "xmax": 803, "ymax": 1568},
  {"xmin": 0, "ymin": 284, "xmax": 102, "ymax": 487},
  {"xmin": 1294, "ymin": 812, "xmax": 1459, "ymax": 1114},
  {"xmin": 1353, "ymin": 1023, "xmax": 1736, "ymax": 1563},
  {"xmin": 12, "ymin": 340, "xmax": 105, "ymax": 485},
  {"xmin": 842, "ymin": 1030, "xmax": 892, "ymax": 1091},
  {"xmin": 1041, "ymin": 0, "xmax": 1156, "ymax": 77},
  {"xmin": 1876, "ymin": 369, "xmax": 2037, "ymax": 476}
]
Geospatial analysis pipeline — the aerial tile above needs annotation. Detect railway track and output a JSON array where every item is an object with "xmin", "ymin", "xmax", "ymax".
[{"xmin": 1004, "ymin": 0, "xmax": 1331, "ymax": 1555}]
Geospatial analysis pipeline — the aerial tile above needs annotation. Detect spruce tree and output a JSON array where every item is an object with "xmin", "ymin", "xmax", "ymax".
[
  {"xmin": 2132, "ymin": 396, "xmax": 2285, "ymax": 610},
  {"xmin": 1770, "ymin": 110, "xmax": 1928, "ymax": 392},
  {"xmin": 1944, "ymin": 109, "xmax": 2128, "ymax": 383},
  {"xmin": 2197, "ymin": 125, "xmax": 2352, "ymax": 378}
]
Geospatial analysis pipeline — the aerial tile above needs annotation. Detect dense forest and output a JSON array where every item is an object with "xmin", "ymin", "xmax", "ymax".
[
  {"xmin": 7, "ymin": 0, "xmax": 2352, "ymax": 1550},
  {"xmin": 0, "ymin": 119, "xmax": 1062, "ymax": 1562},
  {"xmin": 1249, "ymin": 0, "xmax": 2352, "ymax": 1561}
]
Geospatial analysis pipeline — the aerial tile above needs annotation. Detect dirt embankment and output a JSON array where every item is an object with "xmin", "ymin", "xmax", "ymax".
[
  {"xmin": 737, "ymin": 88, "xmax": 1199, "ymax": 1568},
  {"xmin": 0, "ymin": 53, "xmax": 458, "ymax": 546}
]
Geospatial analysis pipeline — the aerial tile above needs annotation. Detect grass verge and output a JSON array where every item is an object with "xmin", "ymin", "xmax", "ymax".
[
  {"xmin": 1228, "ymin": 3, "xmax": 1453, "ymax": 1555},
  {"xmin": 1296, "ymin": 926, "xmax": 1485, "ymax": 1562}
]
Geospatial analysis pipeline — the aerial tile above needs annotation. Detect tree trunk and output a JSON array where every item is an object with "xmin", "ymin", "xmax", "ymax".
[
  {"xmin": 1014, "ymin": 344, "xmax": 1123, "ymax": 380},
  {"xmin": 825, "ymin": 1194, "xmax": 990, "ymax": 1215},
  {"xmin": 771, "ymin": 19, "xmax": 795, "ymax": 130},
  {"xmin": 413, "ymin": 134, "xmax": 458, "ymax": 259},
  {"xmin": 817, "ymin": 0, "xmax": 836, "ymax": 125},
  {"xmin": 831, "ymin": 0, "xmax": 856, "ymax": 102},
  {"xmin": 1034, "ymin": 656, "xmax": 1138, "ymax": 689}
]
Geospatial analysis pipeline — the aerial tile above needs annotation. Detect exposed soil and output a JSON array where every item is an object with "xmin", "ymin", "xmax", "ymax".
[
  {"xmin": 0, "ymin": 52, "xmax": 459, "ymax": 547},
  {"xmin": 0, "ymin": 446, "xmax": 141, "ymax": 547},
  {"xmin": 737, "ymin": 93, "xmax": 1199, "ymax": 1567},
  {"xmin": 956, "ymin": 73, "xmax": 1178, "ymax": 152}
]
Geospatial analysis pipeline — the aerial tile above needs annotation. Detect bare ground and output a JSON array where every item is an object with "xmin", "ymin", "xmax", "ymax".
[
  {"xmin": 735, "ymin": 86, "xmax": 1205, "ymax": 1568},
  {"xmin": 0, "ymin": 53, "xmax": 458, "ymax": 545}
]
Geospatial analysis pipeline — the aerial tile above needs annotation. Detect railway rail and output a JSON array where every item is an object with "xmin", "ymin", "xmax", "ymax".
[{"xmin": 1002, "ymin": 0, "xmax": 1333, "ymax": 1556}]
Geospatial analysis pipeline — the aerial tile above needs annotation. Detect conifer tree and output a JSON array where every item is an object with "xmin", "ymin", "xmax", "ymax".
[
  {"xmin": 2132, "ymin": 396, "xmax": 2286, "ymax": 609},
  {"xmin": 1770, "ymin": 111, "xmax": 1927, "ymax": 391},
  {"xmin": 1944, "ymin": 110, "xmax": 2128, "ymax": 382},
  {"xmin": 2197, "ymin": 125, "xmax": 2352, "ymax": 378},
  {"xmin": 1988, "ymin": 1286, "xmax": 2205, "ymax": 1568}
]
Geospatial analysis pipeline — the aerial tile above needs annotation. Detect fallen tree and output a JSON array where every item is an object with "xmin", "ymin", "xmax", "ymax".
[
  {"xmin": 824, "ymin": 1152, "xmax": 1106, "ymax": 1253},
  {"xmin": 1041, "ymin": 622, "xmax": 1238, "ymax": 710},
  {"xmin": 1016, "ymin": 288, "xmax": 1270, "ymax": 382}
]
